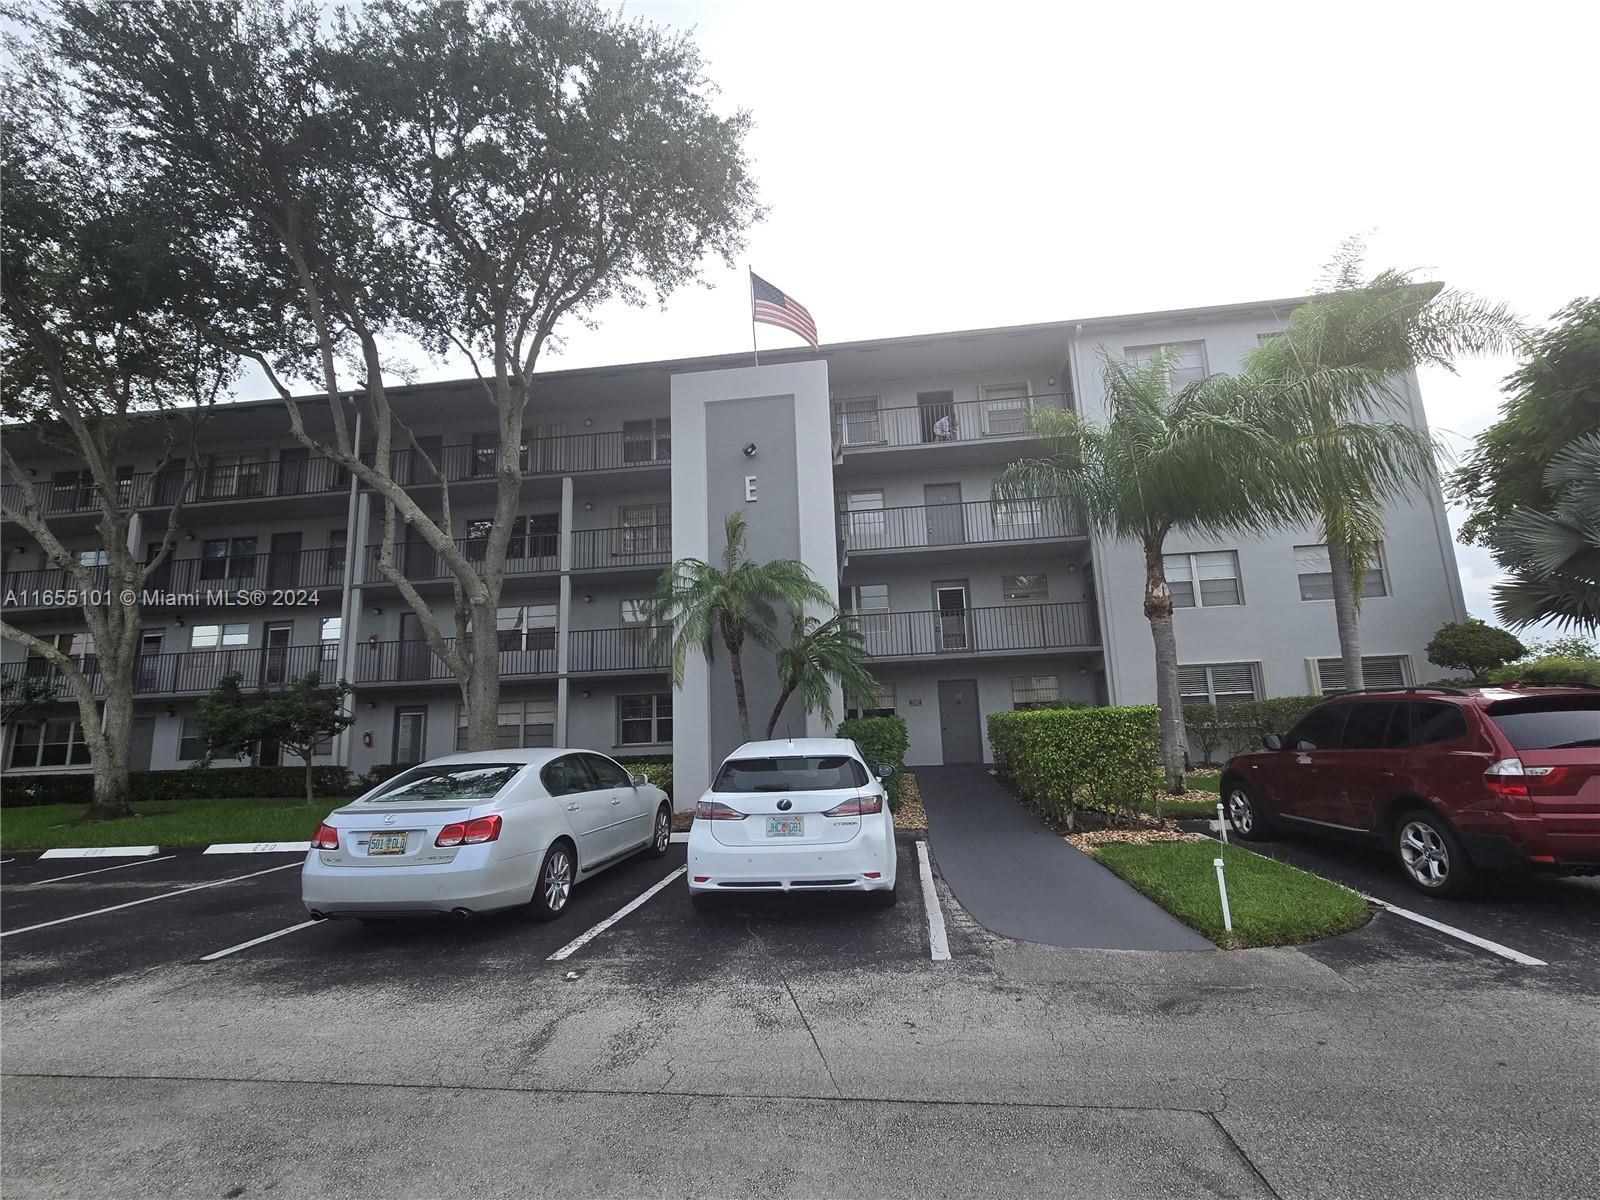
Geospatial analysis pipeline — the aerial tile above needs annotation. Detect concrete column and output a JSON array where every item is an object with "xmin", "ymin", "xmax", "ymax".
[{"xmin": 555, "ymin": 476, "xmax": 574, "ymax": 744}]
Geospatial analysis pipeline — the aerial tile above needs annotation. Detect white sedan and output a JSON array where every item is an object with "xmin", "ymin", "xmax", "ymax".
[
  {"xmin": 302, "ymin": 749, "xmax": 673, "ymax": 922},
  {"xmin": 687, "ymin": 738, "xmax": 898, "ymax": 910}
]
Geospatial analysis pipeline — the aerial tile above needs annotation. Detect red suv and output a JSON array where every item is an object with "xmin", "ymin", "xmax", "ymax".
[{"xmin": 1219, "ymin": 685, "xmax": 1600, "ymax": 897}]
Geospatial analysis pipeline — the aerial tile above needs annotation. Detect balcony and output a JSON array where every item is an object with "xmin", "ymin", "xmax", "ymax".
[
  {"xmin": 1, "ymin": 644, "xmax": 333, "ymax": 699},
  {"xmin": 387, "ymin": 429, "xmax": 670, "ymax": 486},
  {"xmin": 832, "ymin": 393, "xmax": 1069, "ymax": 455},
  {"xmin": 571, "ymin": 526, "xmax": 671, "ymax": 573},
  {"xmin": 569, "ymin": 626, "xmax": 668, "ymax": 674},
  {"xmin": 840, "ymin": 499, "xmax": 1084, "ymax": 561},
  {"xmin": 353, "ymin": 638, "xmax": 556, "ymax": 685},
  {"xmin": 361, "ymin": 536, "xmax": 560, "ymax": 586},
  {"xmin": 847, "ymin": 601, "xmax": 1098, "ymax": 661},
  {"xmin": 2, "ymin": 549, "xmax": 345, "ymax": 614}
]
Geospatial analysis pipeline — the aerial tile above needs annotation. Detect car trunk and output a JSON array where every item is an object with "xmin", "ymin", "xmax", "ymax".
[
  {"xmin": 707, "ymin": 791, "xmax": 865, "ymax": 848},
  {"xmin": 317, "ymin": 803, "xmax": 486, "ymax": 867},
  {"xmin": 1487, "ymin": 696, "xmax": 1600, "ymax": 834}
]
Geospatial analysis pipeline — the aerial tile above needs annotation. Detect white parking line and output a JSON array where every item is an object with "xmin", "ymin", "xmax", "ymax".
[
  {"xmin": 547, "ymin": 866, "xmax": 688, "ymax": 961},
  {"xmin": 0, "ymin": 862, "xmax": 301, "ymax": 939},
  {"xmin": 916, "ymin": 840, "xmax": 950, "ymax": 961},
  {"xmin": 1366, "ymin": 896, "xmax": 1547, "ymax": 966},
  {"xmin": 22, "ymin": 854, "xmax": 178, "ymax": 885},
  {"xmin": 200, "ymin": 919, "xmax": 323, "ymax": 961}
]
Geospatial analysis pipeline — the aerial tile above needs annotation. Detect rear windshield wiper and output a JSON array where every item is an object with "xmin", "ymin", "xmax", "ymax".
[{"xmin": 1540, "ymin": 739, "xmax": 1600, "ymax": 749}]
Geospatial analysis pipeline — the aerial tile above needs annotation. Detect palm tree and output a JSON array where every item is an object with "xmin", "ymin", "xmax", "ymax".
[
  {"xmin": 996, "ymin": 349, "xmax": 1293, "ymax": 793},
  {"xmin": 1493, "ymin": 430, "xmax": 1600, "ymax": 632},
  {"xmin": 648, "ymin": 511, "xmax": 835, "ymax": 742},
  {"xmin": 1244, "ymin": 255, "xmax": 1524, "ymax": 690},
  {"xmin": 765, "ymin": 612, "xmax": 880, "ymax": 739}
]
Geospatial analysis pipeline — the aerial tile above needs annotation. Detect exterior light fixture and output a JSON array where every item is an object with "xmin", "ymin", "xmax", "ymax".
[{"xmin": 742, "ymin": 442, "xmax": 758, "ymax": 457}]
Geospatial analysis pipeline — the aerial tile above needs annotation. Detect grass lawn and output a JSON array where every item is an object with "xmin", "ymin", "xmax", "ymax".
[
  {"xmin": 1157, "ymin": 797, "xmax": 1219, "ymax": 820},
  {"xmin": 1187, "ymin": 774, "xmax": 1221, "ymax": 793},
  {"xmin": 0, "ymin": 796, "xmax": 340, "ymax": 853},
  {"xmin": 1092, "ymin": 839, "xmax": 1370, "ymax": 949}
]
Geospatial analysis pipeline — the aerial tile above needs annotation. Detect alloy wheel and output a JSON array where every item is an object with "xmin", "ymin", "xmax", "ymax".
[
  {"xmin": 1226, "ymin": 789, "xmax": 1254, "ymax": 835},
  {"xmin": 1399, "ymin": 821, "xmax": 1449, "ymax": 888},
  {"xmin": 654, "ymin": 809, "xmax": 671, "ymax": 852},
  {"xmin": 545, "ymin": 849, "xmax": 572, "ymax": 911}
]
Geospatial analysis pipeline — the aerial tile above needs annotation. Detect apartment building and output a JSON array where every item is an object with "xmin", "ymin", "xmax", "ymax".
[{"xmin": 0, "ymin": 294, "xmax": 1468, "ymax": 799}]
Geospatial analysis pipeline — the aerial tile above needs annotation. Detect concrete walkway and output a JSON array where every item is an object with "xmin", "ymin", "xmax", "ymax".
[{"xmin": 917, "ymin": 766, "xmax": 1213, "ymax": 952}]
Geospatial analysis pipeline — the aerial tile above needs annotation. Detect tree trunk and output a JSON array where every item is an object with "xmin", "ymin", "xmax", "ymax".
[
  {"xmin": 463, "ymin": 603, "xmax": 502, "ymax": 751},
  {"xmin": 84, "ymin": 676, "xmax": 134, "ymax": 822},
  {"xmin": 304, "ymin": 753, "xmax": 316, "ymax": 804},
  {"xmin": 1142, "ymin": 539, "xmax": 1186, "ymax": 795},
  {"xmin": 726, "ymin": 636, "xmax": 752, "ymax": 743},
  {"xmin": 765, "ymin": 684, "xmax": 797, "ymax": 740},
  {"xmin": 1327, "ymin": 539, "xmax": 1365, "ymax": 693}
]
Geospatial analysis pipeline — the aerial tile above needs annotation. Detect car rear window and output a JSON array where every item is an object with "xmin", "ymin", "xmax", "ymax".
[
  {"xmin": 713, "ymin": 755, "xmax": 869, "ymax": 792},
  {"xmin": 368, "ymin": 763, "xmax": 524, "ymax": 802},
  {"xmin": 1486, "ymin": 697, "xmax": 1600, "ymax": 750}
]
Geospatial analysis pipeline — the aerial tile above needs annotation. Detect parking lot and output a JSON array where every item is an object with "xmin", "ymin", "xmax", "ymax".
[{"xmin": 3, "ymin": 833, "xmax": 1598, "ymax": 1199}]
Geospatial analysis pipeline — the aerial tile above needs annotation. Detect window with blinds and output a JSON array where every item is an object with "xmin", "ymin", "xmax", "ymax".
[
  {"xmin": 1178, "ymin": 662, "xmax": 1260, "ymax": 705},
  {"xmin": 1163, "ymin": 550, "xmax": 1242, "ymax": 607},
  {"xmin": 456, "ymin": 699, "xmax": 556, "ymax": 751},
  {"xmin": 1011, "ymin": 674, "xmax": 1061, "ymax": 708},
  {"xmin": 1315, "ymin": 655, "xmax": 1409, "ymax": 694},
  {"xmin": 980, "ymin": 383, "xmax": 1031, "ymax": 435},
  {"xmin": 1295, "ymin": 543, "xmax": 1388, "ymax": 601},
  {"xmin": 1125, "ymin": 341, "xmax": 1208, "ymax": 392}
]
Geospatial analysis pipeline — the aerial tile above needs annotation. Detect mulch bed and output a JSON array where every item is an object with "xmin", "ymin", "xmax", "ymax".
[{"xmin": 892, "ymin": 772, "xmax": 927, "ymax": 832}]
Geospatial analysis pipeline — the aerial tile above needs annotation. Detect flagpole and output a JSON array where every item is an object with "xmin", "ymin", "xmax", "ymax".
[{"xmin": 748, "ymin": 267, "xmax": 760, "ymax": 366}]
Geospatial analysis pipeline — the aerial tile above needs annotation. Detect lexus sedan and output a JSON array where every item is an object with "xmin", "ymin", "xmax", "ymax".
[
  {"xmin": 303, "ymin": 749, "xmax": 673, "ymax": 922},
  {"xmin": 687, "ymin": 738, "xmax": 898, "ymax": 910}
]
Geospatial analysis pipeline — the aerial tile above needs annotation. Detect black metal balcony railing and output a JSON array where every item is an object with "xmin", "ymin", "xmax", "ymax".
[
  {"xmin": 353, "ymin": 638, "xmax": 557, "ymax": 684},
  {"xmin": 832, "ymin": 393, "xmax": 1070, "ymax": 450},
  {"xmin": 846, "ymin": 601, "xmax": 1098, "ymax": 659},
  {"xmin": 2, "ymin": 549, "xmax": 345, "ymax": 608},
  {"xmin": 569, "ymin": 626, "xmax": 668, "ymax": 673},
  {"xmin": 840, "ymin": 499, "xmax": 1083, "ymax": 553},
  {"xmin": 362, "ymin": 535, "xmax": 560, "ymax": 585},
  {"xmin": 388, "ymin": 429, "xmax": 669, "ymax": 485},
  {"xmin": 2, "ymin": 457, "xmax": 348, "ymax": 519},
  {"xmin": 1, "ymin": 644, "xmax": 334, "ymax": 699},
  {"xmin": 571, "ymin": 526, "xmax": 671, "ymax": 570}
]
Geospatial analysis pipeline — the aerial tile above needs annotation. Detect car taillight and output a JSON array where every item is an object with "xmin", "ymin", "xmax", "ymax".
[
  {"xmin": 695, "ymin": 801, "xmax": 747, "ymax": 820},
  {"xmin": 311, "ymin": 823, "xmax": 339, "ymax": 851},
  {"xmin": 1483, "ymin": 759, "xmax": 1567, "ymax": 797},
  {"xmin": 436, "ymin": 815, "xmax": 501, "ymax": 847},
  {"xmin": 824, "ymin": 793, "xmax": 884, "ymax": 817}
]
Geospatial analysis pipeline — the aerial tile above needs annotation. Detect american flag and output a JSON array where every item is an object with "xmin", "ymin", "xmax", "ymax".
[{"xmin": 750, "ymin": 272, "xmax": 818, "ymax": 349}]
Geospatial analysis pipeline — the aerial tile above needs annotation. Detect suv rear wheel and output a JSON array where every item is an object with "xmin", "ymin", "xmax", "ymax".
[{"xmin": 1394, "ymin": 809, "xmax": 1478, "ymax": 898}]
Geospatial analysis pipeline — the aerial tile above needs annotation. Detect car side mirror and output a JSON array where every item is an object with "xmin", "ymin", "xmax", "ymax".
[
  {"xmin": 629, "ymin": 771, "xmax": 649, "ymax": 788},
  {"xmin": 875, "ymin": 763, "xmax": 895, "ymax": 779},
  {"xmin": 1262, "ymin": 733, "xmax": 1283, "ymax": 751}
]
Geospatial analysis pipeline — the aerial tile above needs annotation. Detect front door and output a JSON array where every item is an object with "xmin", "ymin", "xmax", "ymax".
[
  {"xmin": 261, "ymin": 621, "xmax": 294, "ymax": 686},
  {"xmin": 924, "ymin": 483, "xmax": 965, "ymax": 545},
  {"xmin": 145, "ymin": 541, "xmax": 173, "ymax": 591},
  {"xmin": 918, "ymin": 389, "xmax": 955, "ymax": 443},
  {"xmin": 277, "ymin": 446, "xmax": 309, "ymax": 495},
  {"xmin": 398, "ymin": 613, "xmax": 431, "ymax": 680},
  {"xmin": 268, "ymin": 531, "xmax": 302, "ymax": 590},
  {"xmin": 938, "ymin": 680, "xmax": 983, "ymax": 764},
  {"xmin": 582, "ymin": 752, "xmax": 650, "ymax": 856},
  {"xmin": 393, "ymin": 707, "xmax": 427, "ymax": 764},
  {"xmin": 135, "ymin": 630, "xmax": 164, "ymax": 693},
  {"xmin": 934, "ymin": 584, "xmax": 969, "ymax": 651},
  {"xmin": 129, "ymin": 717, "xmax": 156, "ymax": 772}
]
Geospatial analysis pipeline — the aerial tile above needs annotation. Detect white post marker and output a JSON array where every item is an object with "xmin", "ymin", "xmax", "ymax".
[
  {"xmin": 204, "ymin": 842, "xmax": 312, "ymax": 855},
  {"xmin": 38, "ymin": 846, "xmax": 159, "ymax": 860},
  {"xmin": 547, "ymin": 866, "xmax": 687, "ymax": 961},
  {"xmin": 916, "ymin": 840, "xmax": 951, "ymax": 961},
  {"xmin": 1214, "ymin": 856, "xmax": 1233, "ymax": 934},
  {"xmin": 1215, "ymin": 801, "xmax": 1229, "ymax": 844}
]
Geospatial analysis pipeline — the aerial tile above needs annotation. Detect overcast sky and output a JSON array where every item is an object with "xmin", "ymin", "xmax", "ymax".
[{"xmin": 275, "ymin": 1, "xmax": 1600, "ymax": 640}]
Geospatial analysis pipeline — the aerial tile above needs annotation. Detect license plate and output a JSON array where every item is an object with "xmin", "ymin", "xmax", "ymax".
[
  {"xmin": 766, "ymin": 816, "xmax": 804, "ymax": 838},
  {"xmin": 366, "ymin": 831, "xmax": 408, "ymax": 855}
]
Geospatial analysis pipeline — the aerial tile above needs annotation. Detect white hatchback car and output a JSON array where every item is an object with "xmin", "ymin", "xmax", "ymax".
[
  {"xmin": 687, "ymin": 738, "xmax": 898, "ymax": 910},
  {"xmin": 302, "ymin": 749, "xmax": 673, "ymax": 923}
]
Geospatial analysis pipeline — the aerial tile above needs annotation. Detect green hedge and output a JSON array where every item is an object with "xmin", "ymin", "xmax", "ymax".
[
  {"xmin": 987, "ymin": 705, "xmax": 1159, "ymax": 820},
  {"xmin": 1183, "ymin": 695, "xmax": 1325, "ymax": 765},
  {"xmin": 1488, "ymin": 657, "xmax": 1600, "ymax": 687},
  {"xmin": 616, "ymin": 757, "xmax": 673, "ymax": 800},
  {"xmin": 1, "ymin": 765, "xmax": 358, "ymax": 809},
  {"xmin": 837, "ymin": 716, "xmax": 909, "ymax": 809}
]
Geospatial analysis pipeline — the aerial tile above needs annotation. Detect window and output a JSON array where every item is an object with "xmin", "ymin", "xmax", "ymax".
[
  {"xmin": 1257, "ymin": 331, "xmax": 1284, "ymax": 344},
  {"xmin": 713, "ymin": 755, "xmax": 870, "ymax": 792},
  {"xmin": 622, "ymin": 418, "xmax": 671, "ymax": 464},
  {"xmin": 51, "ymin": 469, "xmax": 94, "ymax": 512},
  {"xmin": 326, "ymin": 529, "xmax": 347, "ymax": 579},
  {"xmin": 320, "ymin": 617, "xmax": 341, "ymax": 668},
  {"xmin": 1295, "ymin": 543, "xmax": 1388, "ymax": 601},
  {"xmin": 8, "ymin": 718, "xmax": 92, "ymax": 768},
  {"xmin": 1340, "ymin": 701, "xmax": 1404, "ymax": 749},
  {"xmin": 1011, "ymin": 674, "xmax": 1060, "ymax": 709},
  {"xmin": 200, "ymin": 536, "xmax": 258, "ymax": 581},
  {"xmin": 1315, "ymin": 655, "xmax": 1408, "ymax": 694},
  {"xmin": 205, "ymin": 451, "xmax": 266, "ymax": 498},
  {"xmin": 834, "ymin": 396, "xmax": 882, "ymax": 445},
  {"xmin": 77, "ymin": 548, "xmax": 108, "ymax": 567},
  {"xmin": 470, "ymin": 431, "xmax": 500, "ymax": 477},
  {"xmin": 191, "ymin": 624, "xmax": 248, "ymax": 649},
  {"xmin": 1287, "ymin": 704, "xmax": 1348, "ymax": 751},
  {"xmin": 993, "ymin": 498, "xmax": 1043, "ymax": 528},
  {"xmin": 582, "ymin": 753, "xmax": 632, "ymax": 789},
  {"xmin": 496, "ymin": 604, "xmax": 556, "ymax": 653},
  {"xmin": 980, "ymin": 383, "xmax": 1031, "ymax": 436},
  {"xmin": 455, "ymin": 698, "xmax": 557, "ymax": 751},
  {"xmin": 512, "ymin": 513, "xmax": 559, "ymax": 562},
  {"xmin": 619, "ymin": 503, "xmax": 670, "ymax": 556},
  {"xmin": 846, "ymin": 681, "xmax": 896, "ymax": 720},
  {"xmin": 618, "ymin": 693, "xmax": 672, "ymax": 745},
  {"xmin": 541, "ymin": 755, "xmax": 594, "ymax": 797},
  {"xmin": 1002, "ymin": 574, "xmax": 1049, "ymax": 603},
  {"xmin": 177, "ymin": 715, "xmax": 206, "ymax": 762},
  {"xmin": 1125, "ymin": 341, "xmax": 1207, "ymax": 392},
  {"xmin": 620, "ymin": 598, "xmax": 653, "ymax": 625},
  {"xmin": 844, "ymin": 584, "xmax": 891, "ymax": 642},
  {"xmin": 1486, "ymin": 696, "xmax": 1600, "ymax": 751},
  {"xmin": 1163, "ymin": 550, "xmax": 1242, "ymax": 608},
  {"xmin": 844, "ymin": 490, "xmax": 885, "ymax": 537},
  {"xmin": 371, "ymin": 763, "xmax": 523, "ymax": 803},
  {"xmin": 1404, "ymin": 701, "xmax": 1470, "ymax": 747},
  {"xmin": 1178, "ymin": 662, "xmax": 1260, "ymax": 706}
]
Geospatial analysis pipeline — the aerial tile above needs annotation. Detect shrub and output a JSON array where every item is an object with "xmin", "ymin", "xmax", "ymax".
[
  {"xmin": 987, "ymin": 705, "xmax": 1159, "ymax": 824},
  {"xmin": 836, "ymin": 715, "xmax": 909, "ymax": 809},
  {"xmin": 1426, "ymin": 619, "xmax": 1526, "ymax": 682},
  {"xmin": 1487, "ymin": 656, "xmax": 1600, "ymax": 687},
  {"xmin": 617, "ymin": 758, "xmax": 673, "ymax": 800},
  {"xmin": 1, "ymin": 765, "xmax": 358, "ymax": 809},
  {"xmin": 1183, "ymin": 695, "xmax": 1324, "ymax": 763}
]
